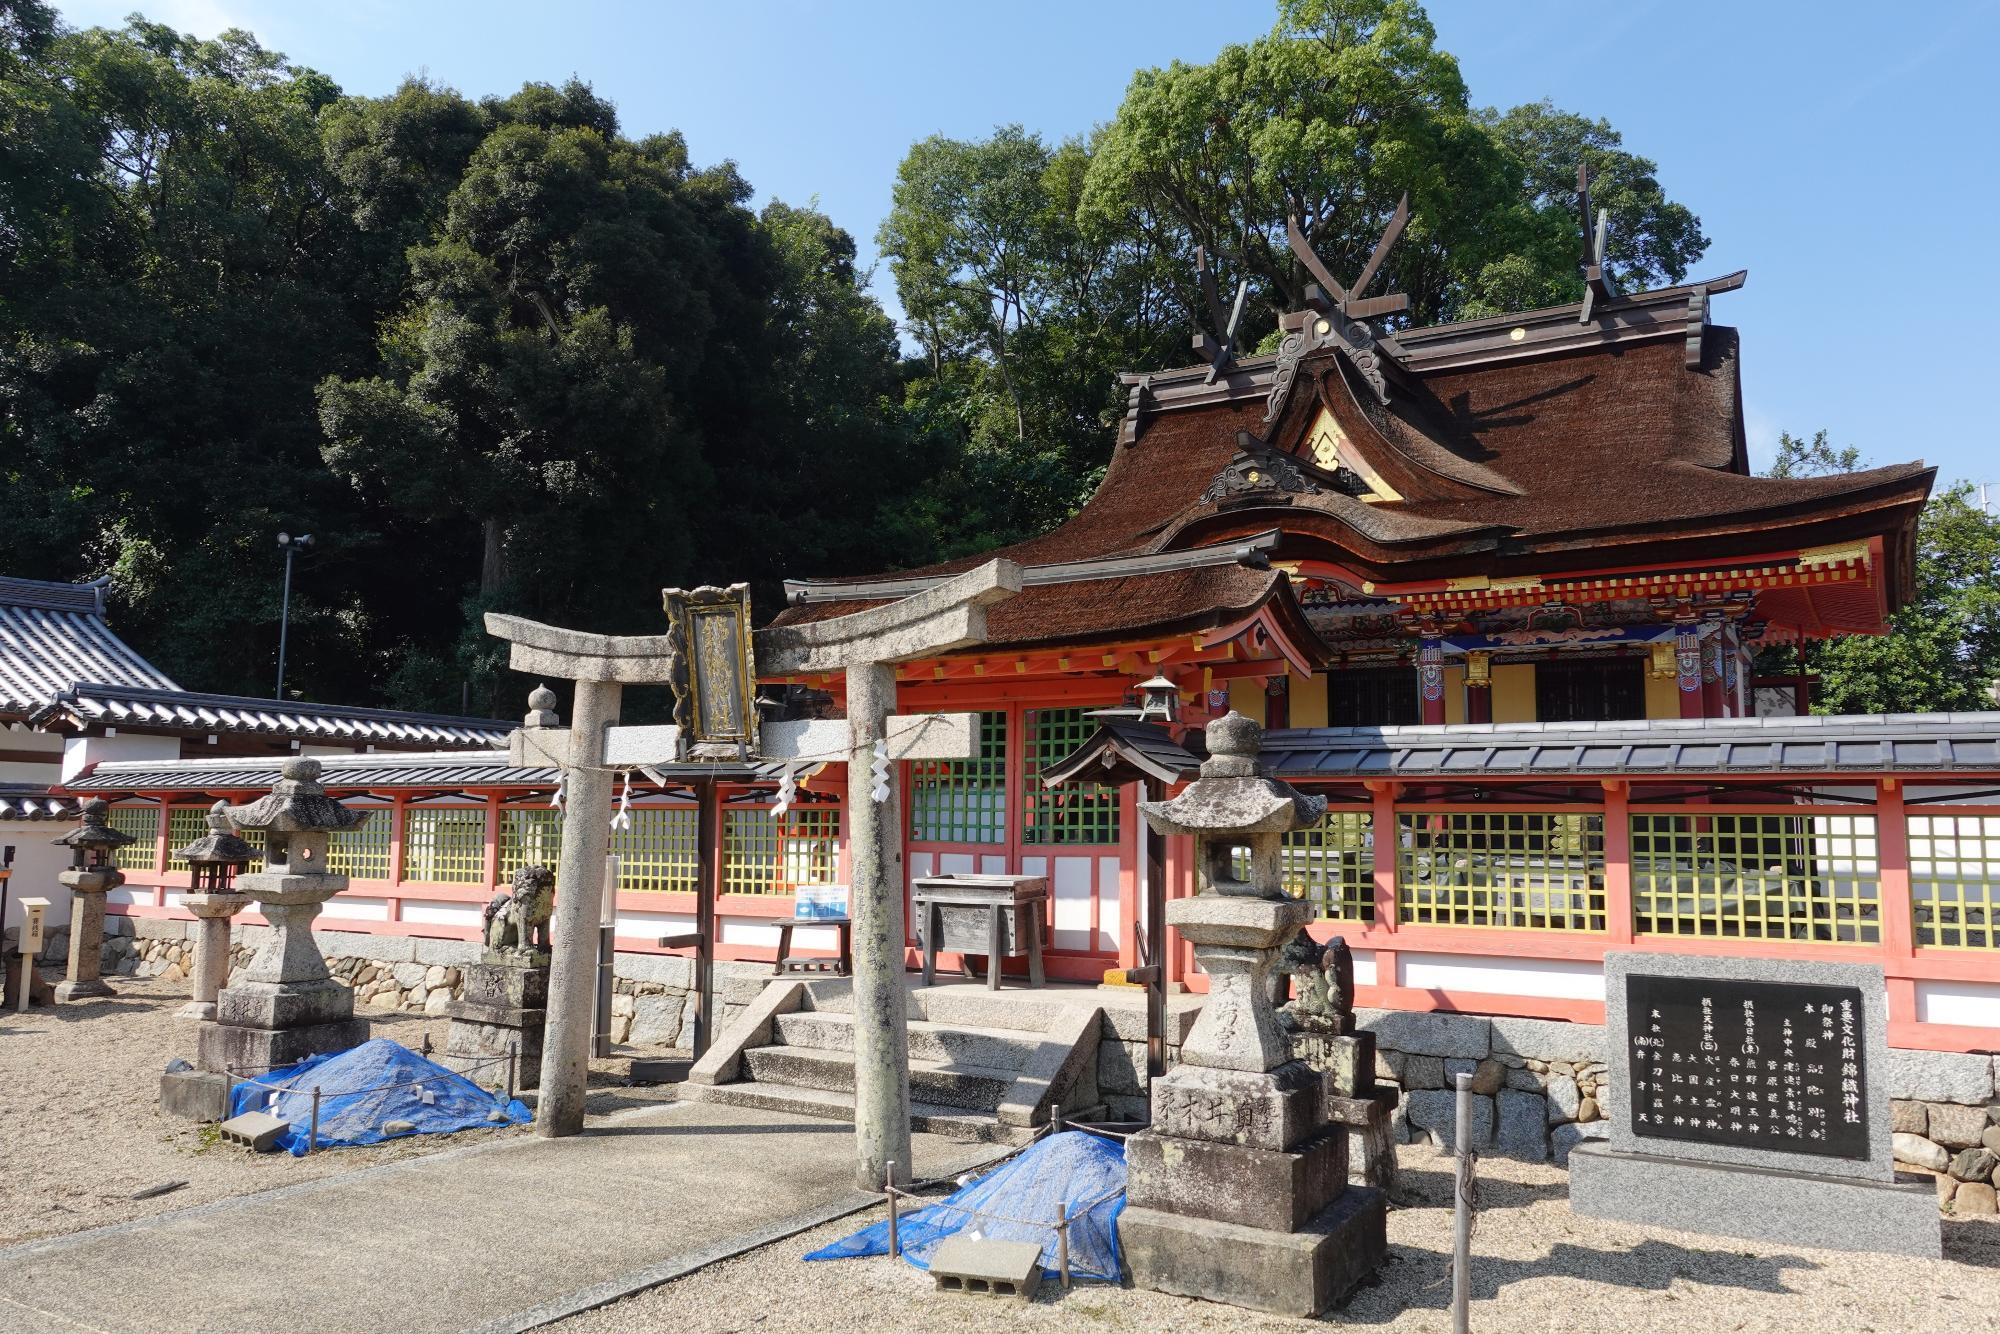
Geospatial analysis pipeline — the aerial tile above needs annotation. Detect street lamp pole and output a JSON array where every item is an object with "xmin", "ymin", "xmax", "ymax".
[{"xmin": 275, "ymin": 531, "xmax": 313, "ymax": 699}]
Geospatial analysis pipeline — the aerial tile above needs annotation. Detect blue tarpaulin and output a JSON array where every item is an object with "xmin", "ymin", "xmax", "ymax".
[
  {"xmin": 804, "ymin": 1131, "xmax": 1126, "ymax": 1281},
  {"xmin": 226, "ymin": 1038, "xmax": 532, "ymax": 1156}
]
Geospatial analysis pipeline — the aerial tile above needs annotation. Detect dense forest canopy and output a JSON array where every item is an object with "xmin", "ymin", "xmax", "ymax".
[{"xmin": 6, "ymin": 0, "xmax": 1978, "ymax": 716}]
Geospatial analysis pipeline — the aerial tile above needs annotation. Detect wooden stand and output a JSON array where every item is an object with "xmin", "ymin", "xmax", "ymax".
[
  {"xmin": 771, "ymin": 916, "xmax": 853, "ymax": 976},
  {"xmin": 912, "ymin": 874, "xmax": 1048, "ymax": 991}
]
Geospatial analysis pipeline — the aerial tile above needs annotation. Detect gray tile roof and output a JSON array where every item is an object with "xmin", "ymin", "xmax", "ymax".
[
  {"xmin": 0, "ymin": 784, "xmax": 81, "ymax": 821},
  {"xmin": 31, "ymin": 683, "xmax": 510, "ymax": 748},
  {"xmin": 0, "ymin": 576, "xmax": 178, "ymax": 716},
  {"xmin": 67, "ymin": 749, "xmax": 783, "ymax": 794},
  {"xmin": 1258, "ymin": 713, "xmax": 2000, "ymax": 780}
]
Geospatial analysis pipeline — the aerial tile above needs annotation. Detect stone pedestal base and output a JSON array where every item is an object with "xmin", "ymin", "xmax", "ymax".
[
  {"xmin": 197, "ymin": 976, "xmax": 366, "ymax": 1073},
  {"xmin": 160, "ymin": 1069, "xmax": 233, "ymax": 1122},
  {"xmin": 1122, "ymin": 1187, "xmax": 1388, "ymax": 1316},
  {"xmin": 1326, "ymin": 1091, "xmax": 1399, "ymax": 1193},
  {"xmin": 1569, "ymin": 1142, "xmax": 1942, "ymax": 1258},
  {"xmin": 442, "ymin": 956, "xmax": 549, "ymax": 1091},
  {"xmin": 1126, "ymin": 1129, "xmax": 1346, "ymax": 1231},
  {"xmin": 53, "ymin": 976, "xmax": 114, "ymax": 1002}
]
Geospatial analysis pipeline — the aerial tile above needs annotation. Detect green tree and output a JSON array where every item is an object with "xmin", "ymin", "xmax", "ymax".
[{"xmin": 1757, "ymin": 438, "xmax": 2000, "ymax": 713}]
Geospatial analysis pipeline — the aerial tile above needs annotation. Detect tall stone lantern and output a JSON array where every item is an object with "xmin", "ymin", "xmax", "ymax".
[
  {"xmin": 1119, "ymin": 711, "xmax": 1388, "ymax": 1317},
  {"xmin": 172, "ymin": 800, "xmax": 257, "ymax": 1021},
  {"xmin": 196, "ymin": 759, "xmax": 369, "ymax": 1073},
  {"xmin": 51, "ymin": 798, "xmax": 134, "ymax": 1002}
]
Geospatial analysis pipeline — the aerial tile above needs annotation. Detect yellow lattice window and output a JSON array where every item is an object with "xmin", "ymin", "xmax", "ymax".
[
  {"xmin": 164, "ymin": 806, "xmax": 209, "ymax": 872},
  {"xmin": 1397, "ymin": 810, "xmax": 1605, "ymax": 931},
  {"xmin": 499, "ymin": 808, "xmax": 564, "ymax": 883},
  {"xmin": 1909, "ymin": 814, "xmax": 2000, "ymax": 950},
  {"xmin": 723, "ymin": 806, "xmax": 842, "ymax": 895},
  {"xmin": 1631, "ymin": 812, "xmax": 1880, "ymax": 944},
  {"xmin": 402, "ymin": 806, "xmax": 488, "ymax": 884},
  {"xmin": 1279, "ymin": 809, "xmax": 1376, "ymax": 921},
  {"xmin": 613, "ymin": 806, "xmax": 699, "ymax": 893},
  {"xmin": 105, "ymin": 804, "xmax": 160, "ymax": 871},
  {"xmin": 328, "ymin": 809, "xmax": 391, "ymax": 881}
]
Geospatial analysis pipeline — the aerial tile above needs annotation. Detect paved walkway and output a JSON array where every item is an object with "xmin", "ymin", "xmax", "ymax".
[{"xmin": 0, "ymin": 1102, "xmax": 992, "ymax": 1334}]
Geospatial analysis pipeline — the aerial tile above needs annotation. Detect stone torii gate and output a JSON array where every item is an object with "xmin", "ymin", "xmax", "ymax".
[{"xmin": 486, "ymin": 560, "xmax": 1020, "ymax": 1186}]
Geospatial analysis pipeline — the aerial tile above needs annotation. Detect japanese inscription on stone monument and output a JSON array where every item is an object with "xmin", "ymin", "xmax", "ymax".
[{"xmin": 1625, "ymin": 972, "xmax": 1869, "ymax": 1161}]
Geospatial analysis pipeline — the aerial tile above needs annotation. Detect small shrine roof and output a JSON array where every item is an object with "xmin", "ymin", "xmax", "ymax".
[{"xmin": 29, "ymin": 682, "xmax": 510, "ymax": 749}]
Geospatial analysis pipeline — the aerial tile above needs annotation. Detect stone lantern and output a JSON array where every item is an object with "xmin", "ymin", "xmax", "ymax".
[
  {"xmin": 1119, "ymin": 711, "xmax": 1387, "ymax": 1316},
  {"xmin": 196, "ymin": 759, "xmax": 369, "ymax": 1073},
  {"xmin": 50, "ymin": 798, "xmax": 133, "ymax": 1002},
  {"xmin": 172, "ymin": 800, "xmax": 258, "ymax": 1021}
]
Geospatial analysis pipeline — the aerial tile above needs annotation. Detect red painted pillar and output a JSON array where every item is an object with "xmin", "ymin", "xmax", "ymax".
[
  {"xmin": 1676, "ymin": 622, "xmax": 1704, "ymax": 718},
  {"xmin": 1876, "ymin": 779, "xmax": 1918, "ymax": 1029},
  {"xmin": 1419, "ymin": 639, "xmax": 1446, "ymax": 726},
  {"xmin": 1466, "ymin": 678, "xmax": 1492, "ymax": 724},
  {"xmin": 1601, "ymin": 780, "xmax": 1634, "ymax": 943}
]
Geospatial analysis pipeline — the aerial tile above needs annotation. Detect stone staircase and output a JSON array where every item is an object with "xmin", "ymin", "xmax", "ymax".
[{"xmin": 686, "ymin": 975, "xmax": 1104, "ymax": 1145}]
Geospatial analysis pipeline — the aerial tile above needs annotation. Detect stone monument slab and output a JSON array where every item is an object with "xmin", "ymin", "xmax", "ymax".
[
  {"xmin": 1118, "ymin": 1186, "xmax": 1387, "ymax": 1317},
  {"xmin": 1570, "ymin": 950, "xmax": 1940, "ymax": 1257}
]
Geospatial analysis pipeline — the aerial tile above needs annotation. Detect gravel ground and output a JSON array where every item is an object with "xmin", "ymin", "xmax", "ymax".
[
  {"xmin": 0, "ymin": 973, "xmax": 673, "ymax": 1245},
  {"xmin": 560, "ymin": 1143, "xmax": 2000, "ymax": 1333}
]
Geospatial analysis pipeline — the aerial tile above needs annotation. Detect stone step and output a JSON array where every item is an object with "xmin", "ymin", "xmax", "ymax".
[
  {"xmin": 802, "ymin": 979, "xmax": 1071, "ymax": 1036},
  {"xmin": 770, "ymin": 1011, "xmax": 1043, "ymax": 1071},
  {"xmin": 742, "ymin": 1045, "xmax": 1017, "ymax": 1113},
  {"xmin": 689, "ymin": 1080, "xmax": 1027, "ymax": 1145}
]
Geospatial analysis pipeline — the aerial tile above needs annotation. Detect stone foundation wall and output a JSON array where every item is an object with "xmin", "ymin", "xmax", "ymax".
[{"xmin": 65, "ymin": 917, "xmax": 763, "ymax": 1043}]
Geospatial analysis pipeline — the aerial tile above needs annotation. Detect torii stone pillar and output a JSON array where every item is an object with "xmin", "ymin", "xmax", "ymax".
[
  {"xmin": 758, "ymin": 559, "xmax": 1021, "ymax": 1190},
  {"xmin": 482, "ymin": 616, "xmax": 681, "ymax": 1138}
]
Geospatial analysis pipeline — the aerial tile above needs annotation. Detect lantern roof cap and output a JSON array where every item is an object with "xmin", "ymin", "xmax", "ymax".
[
  {"xmin": 224, "ymin": 758, "xmax": 368, "ymax": 834},
  {"xmin": 1139, "ymin": 712, "xmax": 1326, "ymax": 837},
  {"xmin": 172, "ymin": 799, "xmax": 258, "ymax": 865},
  {"xmin": 51, "ymin": 796, "xmax": 135, "ymax": 850}
]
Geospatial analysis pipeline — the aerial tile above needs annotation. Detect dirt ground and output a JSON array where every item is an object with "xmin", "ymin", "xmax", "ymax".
[
  {"xmin": 0, "ymin": 973, "xmax": 674, "ymax": 1245},
  {"xmin": 560, "ymin": 1143, "xmax": 2000, "ymax": 1334}
]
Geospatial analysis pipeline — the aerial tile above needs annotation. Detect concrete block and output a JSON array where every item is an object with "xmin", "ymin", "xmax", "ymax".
[
  {"xmin": 1569, "ymin": 1143, "xmax": 1941, "ymax": 1258},
  {"xmin": 928, "ymin": 1236, "xmax": 1041, "ymax": 1301},
  {"xmin": 1884, "ymin": 1047, "xmax": 1993, "ymax": 1104},
  {"xmin": 1489, "ymin": 1015, "xmax": 1603, "ymax": 1065},
  {"xmin": 218, "ymin": 1110, "xmax": 291, "ymax": 1152},
  {"xmin": 1122, "ymin": 1187, "xmax": 1387, "ymax": 1316},
  {"xmin": 1125, "ymin": 1130, "xmax": 1346, "ymax": 1231},
  {"xmin": 131, "ymin": 918, "xmax": 190, "ymax": 941},
  {"xmin": 197, "ymin": 1016, "xmax": 368, "ymax": 1073},
  {"xmin": 1359, "ymin": 1008, "xmax": 1490, "ymax": 1060}
]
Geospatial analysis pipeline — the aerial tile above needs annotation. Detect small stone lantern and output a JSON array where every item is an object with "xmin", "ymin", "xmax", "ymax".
[
  {"xmin": 50, "ymin": 798, "xmax": 133, "ymax": 1001},
  {"xmin": 172, "ymin": 800, "xmax": 258, "ymax": 1021},
  {"xmin": 196, "ymin": 759, "xmax": 370, "ymax": 1073}
]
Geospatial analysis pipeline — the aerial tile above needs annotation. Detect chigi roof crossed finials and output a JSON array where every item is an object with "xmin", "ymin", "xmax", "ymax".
[{"xmin": 774, "ymin": 194, "xmax": 1931, "ymax": 660}]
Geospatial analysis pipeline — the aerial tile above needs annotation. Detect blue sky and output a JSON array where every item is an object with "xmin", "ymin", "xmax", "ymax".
[{"xmin": 54, "ymin": 0, "xmax": 2000, "ymax": 490}]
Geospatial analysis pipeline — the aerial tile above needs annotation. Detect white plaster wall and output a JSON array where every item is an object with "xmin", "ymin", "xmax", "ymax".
[
  {"xmin": 1915, "ymin": 980, "xmax": 2000, "ymax": 1029},
  {"xmin": 0, "ymin": 727, "xmax": 63, "ymax": 784},
  {"xmin": 1397, "ymin": 951, "xmax": 1606, "ymax": 1001},
  {"xmin": 0, "ymin": 819, "xmax": 76, "ymax": 933},
  {"xmin": 60, "ymin": 732, "xmax": 179, "ymax": 782}
]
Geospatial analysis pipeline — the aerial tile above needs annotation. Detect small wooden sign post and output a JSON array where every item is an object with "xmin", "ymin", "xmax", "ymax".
[{"xmin": 14, "ymin": 896, "xmax": 48, "ymax": 1013}]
